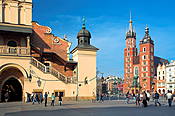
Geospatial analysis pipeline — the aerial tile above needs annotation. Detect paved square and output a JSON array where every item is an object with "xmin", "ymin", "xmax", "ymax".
[{"xmin": 0, "ymin": 101, "xmax": 175, "ymax": 116}]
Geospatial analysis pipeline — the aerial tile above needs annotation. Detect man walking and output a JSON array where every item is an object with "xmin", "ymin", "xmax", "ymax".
[
  {"xmin": 166, "ymin": 90, "xmax": 173, "ymax": 107},
  {"xmin": 44, "ymin": 92, "xmax": 48, "ymax": 107},
  {"xmin": 154, "ymin": 91, "xmax": 161, "ymax": 106}
]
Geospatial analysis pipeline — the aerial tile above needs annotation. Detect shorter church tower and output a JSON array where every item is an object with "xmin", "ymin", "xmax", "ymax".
[
  {"xmin": 139, "ymin": 26, "xmax": 154, "ymax": 91},
  {"xmin": 71, "ymin": 18, "xmax": 99, "ymax": 100}
]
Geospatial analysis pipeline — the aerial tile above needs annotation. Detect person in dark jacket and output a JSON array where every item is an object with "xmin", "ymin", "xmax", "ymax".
[
  {"xmin": 58, "ymin": 94, "xmax": 63, "ymax": 106},
  {"xmin": 135, "ymin": 92, "xmax": 140, "ymax": 106},
  {"xmin": 142, "ymin": 91, "xmax": 148, "ymax": 107},
  {"xmin": 44, "ymin": 92, "xmax": 48, "ymax": 107},
  {"xmin": 154, "ymin": 91, "xmax": 161, "ymax": 106}
]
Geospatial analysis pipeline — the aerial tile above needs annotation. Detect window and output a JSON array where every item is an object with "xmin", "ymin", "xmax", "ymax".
[
  {"xmin": 151, "ymin": 56, "xmax": 154, "ymax": 60},
  {"xmin": 143, "ymin": 61, "xmax": 146, "ymax": 65},
  {"xmin": 159, "ymin": 72, "xmax": 160, "ymax": 75},
  {"xmin": 134, "ymin": 67, "xmax": 139, "ymax": 76},
  {"xmin": 163, "ymin": 71, "xmax": 164, "ymax": 74},
  {"xmin": 143, "ymin": 55, "xmax": 146, "ymax": 60},
  {"xmin": 159, "ymin": 77, "xmax": 160, "ymax": 80},
  {"xmin": 143, "ymin": 47, "xmax": 146, "ymax": 52},
  {"xmin": 143, "ymin": 73, "xmax": 146, "ymax": 77},
  {"xmin": 128, "ymin": 53, "xmax": 130, "ymax": 56},
  {"xmin": 163, "ymin": 76, "xmax": 164, "ymax": 80},
  {"xmin": 151, "ymin": 47, "xmax": 153, "ymax": 52}
]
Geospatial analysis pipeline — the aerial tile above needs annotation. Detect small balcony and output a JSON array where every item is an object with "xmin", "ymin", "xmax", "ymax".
[{"xmin": 0, "ymin": 46, "xmax": 30, "ymax": 56}]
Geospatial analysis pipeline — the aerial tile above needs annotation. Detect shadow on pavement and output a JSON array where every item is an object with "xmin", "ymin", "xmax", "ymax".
[{"xmin": 4, "ymin": 105, "xmax": 175, "ymax": 116}]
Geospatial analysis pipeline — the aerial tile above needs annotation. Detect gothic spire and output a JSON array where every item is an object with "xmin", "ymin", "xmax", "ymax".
[{"xmin": 126, "ymin": 12, "xmax": 136, "ymax": 39}]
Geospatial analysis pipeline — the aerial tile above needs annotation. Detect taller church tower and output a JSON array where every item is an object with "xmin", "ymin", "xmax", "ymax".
[
  {"xmin": 123, "ymin": 16, "xmax": 137, "ymax": 93},
  {"xmin": 71, "ymin": 18, "xmax": 99, "ymax": 100}
]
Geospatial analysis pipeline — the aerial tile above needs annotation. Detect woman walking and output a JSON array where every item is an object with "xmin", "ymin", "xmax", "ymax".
[{"xmin": 51, "ymin": 93, "xmax": 55, "ymax": 106}]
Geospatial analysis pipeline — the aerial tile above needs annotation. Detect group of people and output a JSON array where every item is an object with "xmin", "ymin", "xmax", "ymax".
[
  {"xmin": 126, "ymin": 90, "xmax": 175, "ymax": 107},
  {"xmin": 30, "ymin": 92, "xmax": 63, "ymax": 107}
]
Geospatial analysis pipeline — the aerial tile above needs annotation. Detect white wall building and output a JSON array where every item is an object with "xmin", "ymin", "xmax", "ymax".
[
  {"xmin": 157, "ymin": 63, "xmax": 166, "ymax": 94},
  {"xmin": 165, "ymin": 61, "xmax": 175, "ymax": 93}
]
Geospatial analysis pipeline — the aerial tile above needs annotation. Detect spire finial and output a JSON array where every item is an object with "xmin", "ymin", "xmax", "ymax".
[
  {"xmin": 129, "ymin": 11, "xmax": 133, "ymax": 32},
  {"xmin": 82, "ymin": 16, "xmax": 86, "ymax": 29},
  {"xmin": 130, "ymin": 11, "xmax": 132, "ymax": 22},
  {"xmin": 145, "ymin": 24, "xmax": 149, "ymax": 35}
]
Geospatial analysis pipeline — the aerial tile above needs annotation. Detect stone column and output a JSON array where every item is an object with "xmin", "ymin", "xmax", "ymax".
[
  {"xmin": 27, "ymin": 36, "xmax": 30, "ymax": 55},
  {"xmin": 0, "ymin": 0, "xmax": 2, "ymax": 22}
]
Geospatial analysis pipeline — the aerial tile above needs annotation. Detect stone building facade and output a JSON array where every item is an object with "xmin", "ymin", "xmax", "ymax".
[{"xmin": 0, "ymin": 0, "xmax": 98, "ymax": 102}]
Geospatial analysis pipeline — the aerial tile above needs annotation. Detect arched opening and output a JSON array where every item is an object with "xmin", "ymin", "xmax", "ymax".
[
  {"xmin": 1, "ymin": 78, "xmax": 22, "ymax": 102},
  {"xmin": 7, "ymin": 41, "xmax": 17, "ymax": 54},
  {"xmin": 0, "ymin": 65, "xmax": 26, "ymax": 102},
  {"xmin": 7, "ymin": 40, "xmax": 17, "ymax": 47}
]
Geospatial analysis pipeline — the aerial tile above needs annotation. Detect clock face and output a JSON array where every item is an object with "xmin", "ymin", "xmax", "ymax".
[
  {"xmin": 52, "ymin": 37, "xmax": 62, "ymax": 45},
  {"xmin": 54, "ymin": 38, "xmax": 59, "ymax": 43}
]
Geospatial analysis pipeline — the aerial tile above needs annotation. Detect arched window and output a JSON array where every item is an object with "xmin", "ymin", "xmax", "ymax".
[
  {"xmin": 7, "ymin": 40, "xmax": 17, "ymax": 54},
  {"xmin": 134, "ymin": 67, "xmax": 139, "ymax": 76},
  {"xmin": 7, "ymin": 40, "xmax": 17, "ymax": 47}
]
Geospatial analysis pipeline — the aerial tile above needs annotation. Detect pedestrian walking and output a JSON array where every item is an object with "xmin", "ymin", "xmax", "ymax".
[
  {"xmin": 142, "ymin": 91, "xmax": 148, "ymax": 107},
  {"xmin": 92, "ymin": 92, "xmax": 95, "ymax": 103},
  {"xmin": 51, "ymin": 93, "xmax": 55, "ymax": 106},
  {"xmin": 96, "ymin": 93, "xmax": 99, "ymax": 101},
  {"xmin": 4, "ymin": 92, "xmax": 9, "ymax": 102},
  {"xmin": 99, "ymin": 94, "xmax": 104, "ymax": 103},
  {"xmin": 135, "ymin": 92, "xmax": 140, "ymax": 106},
  {"xmin": 44, "ymin": 92, "xmax": 48, "ymax": 107},
  {"xmin": 172, "ymin": 92, "xmax": 175, "ymax": 103},
  {"xmin": 58, "ymin": 94, "xmax": 63, "ymax": 106},
  {"xmin": 40, "ymin": 93, "xmax": 43, "ymax": 104},
  {"xmin": 146, "ymin": 91, "xmax": 150, "ymax": 102},
  {"xmin": 126, "ymin": 91, "xmax": 130, "ymax": 104},
  {"xmin": 154, "ymin": 91, "xmax": 161, "ymax": 106},
  {"xmin": 36, "ymin": 93, "xmax": 40, "ymax": 104},
  {"xmin": 32, "ymin": 93, "xmax": 36, "ymax": 105},
  {"xmin": 166, "ymin": 90, "xmax": 173, "ymax": 107}
]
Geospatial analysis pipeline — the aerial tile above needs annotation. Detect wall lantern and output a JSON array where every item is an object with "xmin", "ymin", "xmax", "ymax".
[{"xmin": 37, "ymin": 78, "xmax": 41, "ymax": 87}]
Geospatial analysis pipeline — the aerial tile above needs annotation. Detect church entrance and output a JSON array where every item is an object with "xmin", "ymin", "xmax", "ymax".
[{"xmin": 1, "ymin": 78, "xmax": 22, "ymax": 102}]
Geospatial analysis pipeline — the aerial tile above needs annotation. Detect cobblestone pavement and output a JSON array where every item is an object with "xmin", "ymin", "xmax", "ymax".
[{"xmin": 0, "ymin": 100, "xmax": 175, "ymax": 116}]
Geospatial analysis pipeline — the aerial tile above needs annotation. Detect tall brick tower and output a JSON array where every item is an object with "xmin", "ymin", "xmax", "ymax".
[
  {"xmin": 139, "ymin": 26, "xmax": 154, "ymax": 91},
  {"xmin": 123, "ymin": 16, "xmax": 137, "ymax": 93}
]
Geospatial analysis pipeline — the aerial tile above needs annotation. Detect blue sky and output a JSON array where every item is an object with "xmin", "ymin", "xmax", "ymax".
[{"xmin": 33, "ymin": 0, "xmax": 175, "ymax": 77}]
